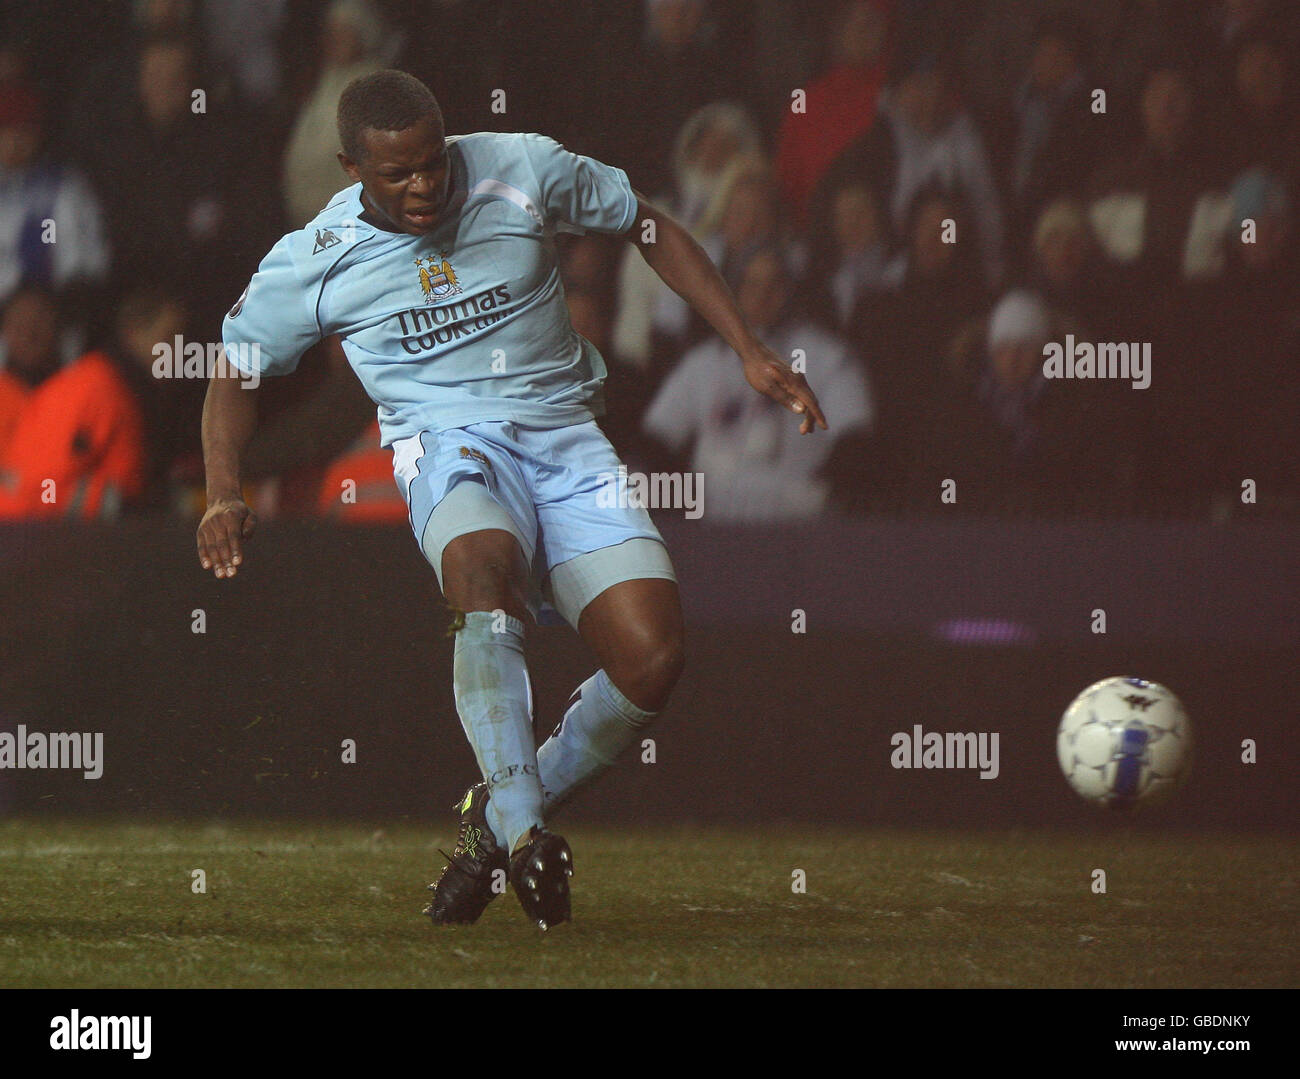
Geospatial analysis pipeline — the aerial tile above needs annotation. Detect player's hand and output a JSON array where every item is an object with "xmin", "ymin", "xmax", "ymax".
[
  {"xmin": 197, "ymin": 497, "xmax": 257, "ymax": 579},
  {"xmin": 741, "ymin": 344, "xmax": 828, "ymax": 434}
]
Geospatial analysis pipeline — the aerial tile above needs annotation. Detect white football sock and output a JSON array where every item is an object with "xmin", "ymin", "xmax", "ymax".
[
  {"xmin": 452, "ymin": 610, "xmax": 543, "ymax": 852},
  {"xmin": 534, "ymin": 669, "xmax": 657, "ymax": 814}
]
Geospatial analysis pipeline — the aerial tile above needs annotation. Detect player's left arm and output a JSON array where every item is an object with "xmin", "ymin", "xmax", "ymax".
[{"xmin": 623, "ymin": 194, "xmax": 827, "ymax": 435}]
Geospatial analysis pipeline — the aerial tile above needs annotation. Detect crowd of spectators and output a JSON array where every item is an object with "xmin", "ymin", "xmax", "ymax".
[{"xmin": 0, "ymin": 0, "xmax": 1295, "ymax": 524}]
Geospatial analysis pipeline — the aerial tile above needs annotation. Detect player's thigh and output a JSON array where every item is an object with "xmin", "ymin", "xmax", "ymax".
[
  {"xmin": 531, "ymin": 421, "xmax": 667, "ymax": 571},
  {"xmin": 422, "ymin": 479, "xmax": 534, "ymax": 619},
  {"xmin": 440, "ymin": 527, "xmax": 533, "ymax": 617},
  {"xmin": 576, "ymin": 576, "xmax": 685, "ymax": 712},
  {"xmin": 405, "ymin": 429, "xmax": 539, "ymax": 620}
]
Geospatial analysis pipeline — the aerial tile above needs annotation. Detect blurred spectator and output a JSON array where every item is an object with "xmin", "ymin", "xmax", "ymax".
[
  {"xmin": 643, "ymin": 246, "xmax": 873, "ymax": 522},
  {"xmin": 316, "ymin": 419, "xmax": 409, "ymax": 523},
  {"xmin": 0, "ymin": 6, "xmax": 136, "ymax": 128},
  {"xmin": 0, "ymin": 45, "xmax": 26, "ymax": 82},
  {"xmin": 1085, "ymin": 63, "xmax": 1243, "ymax": 507},
  {"xmin": 1230, "ymin": 168, "xmax": 1294, "ymax": 276},
  {"xmin": 0, "ymin": 284, "xmax": 144, "ymax": 519},
  {"xmin": 0, "ymin": 81, "xmax": 109, "ymax": 307},
  {"xmin": 134, "ymin": 0, "xmax": 195, "ymax": 35},
  {"xmin": 396, "ymin": 0, "xmax": 536, "ymax": 140},
  {"xmin": 202, "ymin": 0, "xmax": 289, "ymax": 111},
  {"xmin": 654, "ymin": 157, "xmax": 788, "ymax": 352},
  {"xmin": 829, "ymin": 53, "xmax": 1006, "ymax": 285},
  {"xmin": 774, "ymin": 0, "xmax": 895, "ymax": 226},
  {"xmin": 849, "ymin": 185, "xmax": 987, "ymax": 506},
  {"xmin": 0, "ymin": 283, "xmax": 60, "ymax": 380},
  {"xmin": 747, "ymin": 0, "xmax": 826, "ymax": 128},
  {"xmin": 282, "ymin": 0, "xmax": 392, "ymax": 228},
  {"xmin": 1196, "ymin": 169, "xmax": 1299, "ymax": 498},
  {"xmin": 1088, "ymin": 0, "xmax": 1204, "ymax": 116},
  {"xmin": 1206, "ymin": 0, "xmax": 1295, "ymax": 56},
  {"xmin": 1022, "ymin": 197, "xmax": 1118, "ymax": 337},
  {"xmin": 1220, "ymin": 32, "xmax": 1299, "ymax": 182},
  {"xmin": 664, "ymin": 102, "xmax": 765, "ymax": 229},
  {"xmin": 953, "ymin": 0, "xmax": 1040, "ymax": 117},
  {"xmin": 600, "ymin": 0, "xmax": 754, "ymax": 196},
  {"xmin": 960, "ymin": 289, "xmax": 1055, "ymax": 462},
  {"xmin": 612, "ymin": 102, "xmax": 762, "ymax": 369},
  {"xmin": 0, "ymin": 284, "xmax": 58, "ymax": 450},
  {"xmin": 0, "ymin": 361, "xmax": 24, "ymax": 452},
  {"xmin": 59, "ymin": 0, "xmax": 202, "ymax": 152},
  {"xmin": 109, "ymin": 286, "xmax": 200, "ymax": 510},
  {"xmin": 1086, "ymin": 63, "xmax": 1239, "ymax": 308},
  {"xmin": 923, "ymin": 289, "xmax": 1127, "ymax": 511},
  {"xmin": 802, "ymin": 174, "xmax": 895, "ymax": 333},
  {"xmin": 67, "ymin": 32, "xmax": 277, "ymax": 333},
  {"xmin": 994, "ymin": 16, "xmax": 1101, "ymax": 248},
  {"xmin": 240, "ymin": 335, "xmax": 375, "ymax": 511}
]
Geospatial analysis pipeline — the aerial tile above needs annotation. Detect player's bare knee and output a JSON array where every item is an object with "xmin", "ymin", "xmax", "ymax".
[
  {"xmin": 446, "ymin": 559, "xmax": 523, "ymax": 615},
  {"xmin": 622, "ymin": 632, "xmax": 685, "ymax": 712},
  {"xmin": 649, "ymin": 635, "xmax": 686, "ymax": 702}
]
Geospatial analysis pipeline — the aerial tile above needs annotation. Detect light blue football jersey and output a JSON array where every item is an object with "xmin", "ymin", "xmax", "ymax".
[{"xmin": 222, "ymin": 132, "xmax": 638, "ymax": 446}]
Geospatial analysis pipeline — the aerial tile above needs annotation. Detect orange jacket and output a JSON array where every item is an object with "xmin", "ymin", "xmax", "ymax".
[
  {"xmin": 0, "ymin": 350, "xmax": 144, "ymax": 519},
  {"xmin": 0, "ymin": 370, "xmax": 29, "ymax": 455},
  {"xmin": 316, "ymin": 419, "xmax": 408, "ymax": 523}
]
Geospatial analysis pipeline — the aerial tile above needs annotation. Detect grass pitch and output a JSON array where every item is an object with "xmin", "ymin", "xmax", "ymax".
[{"xmin": 0, "ymin": 819, "xmax": 1293, "ymax": 988}]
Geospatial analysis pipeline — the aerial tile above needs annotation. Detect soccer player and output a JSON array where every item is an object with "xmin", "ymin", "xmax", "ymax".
[{"xmin": 196, "ymin": 70, "xmax": 825, "ymax": 930}]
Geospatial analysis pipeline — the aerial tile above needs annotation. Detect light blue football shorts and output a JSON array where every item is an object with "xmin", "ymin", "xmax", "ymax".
[{"xmin": 391, "ymin": 419, "xmax": 676, "ymax": 628}]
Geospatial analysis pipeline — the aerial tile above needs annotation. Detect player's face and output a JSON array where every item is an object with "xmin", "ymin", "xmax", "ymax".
[{"xmin": 343, "ymin": 118, "xmax": 451, "ymax": 236}]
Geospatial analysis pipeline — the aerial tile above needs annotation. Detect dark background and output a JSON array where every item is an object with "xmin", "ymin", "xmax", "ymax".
[{"xmin": 2, "ymin": 516, "xmax": 1292, "ymax": 829}]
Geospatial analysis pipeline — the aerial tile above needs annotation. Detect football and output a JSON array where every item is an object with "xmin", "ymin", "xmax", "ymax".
[{"xmin": 1056, "ymin": 676, "xmax": 1193, "ymax": 809}]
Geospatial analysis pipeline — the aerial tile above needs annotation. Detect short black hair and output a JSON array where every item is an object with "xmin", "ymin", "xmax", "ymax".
[{"xmin": 337, "ymin": 69, "xmax": 443, "ymax": 162}]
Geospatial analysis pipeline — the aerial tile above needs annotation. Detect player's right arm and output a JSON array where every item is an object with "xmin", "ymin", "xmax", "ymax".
[
  {"xmin": 196, "ymin": 230, "xmax": 331, "ymax": 578},
  {"xmin": 197, "ymin": 370, "xmax": 259, "ymax": 578}
]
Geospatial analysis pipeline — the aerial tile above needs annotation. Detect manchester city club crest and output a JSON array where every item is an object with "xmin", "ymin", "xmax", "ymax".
[
  {"xmin": 415, "ymin": 254, "xmax": 461, "ymax": 304},
  {"xmin": 458, "ymin": 446, "xmax": 494, "ymax": 474}
]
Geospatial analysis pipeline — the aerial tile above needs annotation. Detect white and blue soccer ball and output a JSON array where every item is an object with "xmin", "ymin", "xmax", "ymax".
[{"xmin": 1056, "ymin": 677, "xmax": 1192, "ymax": 809}]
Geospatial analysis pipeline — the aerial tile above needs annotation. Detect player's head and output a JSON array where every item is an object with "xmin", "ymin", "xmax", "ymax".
[{"xmin": 337, "ymin": 69, "xmax": 449, "ymax": 235}]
